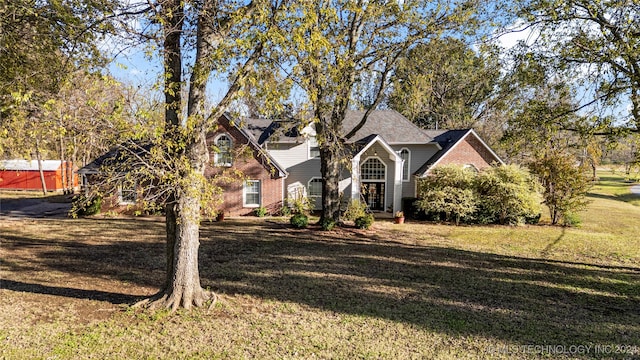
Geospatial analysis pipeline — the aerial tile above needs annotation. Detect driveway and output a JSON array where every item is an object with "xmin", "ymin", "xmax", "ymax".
[{"xmin": 0, "ymin": 197, "xmax": 72, "ymax": 219}]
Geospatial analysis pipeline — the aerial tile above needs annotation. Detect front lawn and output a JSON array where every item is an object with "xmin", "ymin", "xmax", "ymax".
[{"xmin": 1, "ymin": 174, "xmax": 639, "ymax": 359}]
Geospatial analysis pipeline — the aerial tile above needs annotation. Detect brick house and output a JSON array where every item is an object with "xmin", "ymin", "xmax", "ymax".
[
  {"xmin": 80, "ymin": 110, "xmax": 502, "ymax": 216},
  {"xmin": 234, "ymin": 110, "xmax": 502, "ymax": 214},
  {"xmin": 206, "ymin": 115, "xmax": 287, "ymax": 216}
]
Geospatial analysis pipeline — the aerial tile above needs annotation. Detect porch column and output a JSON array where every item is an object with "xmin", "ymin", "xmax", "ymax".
[
  {"xmin": 351, "ymin": 156, "xmax": 361, "ymax": 201},
  {"xmin": 393, "ymin": 157, "xmax": 403, "ymax": 214}
]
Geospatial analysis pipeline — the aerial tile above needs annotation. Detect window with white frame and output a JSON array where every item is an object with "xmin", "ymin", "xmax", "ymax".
[
  {"xmin": 399, "ymin": 148, "xmax": 410, "ymax": 181},
  {"xmin": 308, "ymin": 137, "xmax": 320, "ymax": 159},
  {"xmin": 119, "ymin": 180, "xmax": 137, "ymax": 204},
  {"xmin": 308, "ymin": 178, "xmax": 323, "ymax": 199},
  {"xmin": 243, "ymin": 180, "xmax": 261, "ymax": 207},
  {"xmin": 214, "ymin": 134, "xmax": 233, "ymax": 166},
  {"xmin": 361, "ymin": 157, "xmax": 386, "ymax": 181}
]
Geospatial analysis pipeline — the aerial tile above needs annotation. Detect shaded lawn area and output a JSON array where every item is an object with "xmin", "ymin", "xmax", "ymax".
[{"xmin": 1, "ymin": 211, "xmax": 639, "ymax": 359}]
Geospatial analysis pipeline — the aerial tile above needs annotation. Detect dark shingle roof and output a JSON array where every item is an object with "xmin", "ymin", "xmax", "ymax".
[
  {"xmin": 244, "ymin": 118, "xmax": 304, "ymax": 145},
  {"xmin": 342, "ymin": 110, "xmax": 431, "ymax": 144},
  {"xmin": 78, "ymin": 142, "xmax": 152, "ymax": 175},
  {"xmin": 243, "ymin": 110, "xmax": 432, "ymax": 145}
]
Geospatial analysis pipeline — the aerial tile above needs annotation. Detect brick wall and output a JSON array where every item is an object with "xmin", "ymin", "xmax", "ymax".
[
  {"xmin": 206, "ymin": 120, "xmax": 284, "ymax": 217},
  {"xmin": 436, "ymin": 133, "xmax": 499, "ymax": 170}
]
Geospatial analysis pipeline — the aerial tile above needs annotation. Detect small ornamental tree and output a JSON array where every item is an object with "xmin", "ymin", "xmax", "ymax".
[
  {"xmin": 528, "ymin": 152, "xmax": 591, "ymax": 225},
  {"xmin": 475, "ymin": 165, "xmax": 542, "ymax": 225}
]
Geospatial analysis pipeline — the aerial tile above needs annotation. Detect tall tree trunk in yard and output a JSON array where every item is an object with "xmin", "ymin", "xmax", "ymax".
[
  {"xmin": 152, "ymin": 141, "xmax": 212, "ymax": 310},
  {"xmin": 135, "ymin": 0, "xmax": 273, "ymax": 311},
  {"xmin": 318, "ymin": 134, "xmax": 343, "ymax": 224},
  {"xmin": 59, "ymin": 132, "xmax": 67, "ymax": 193},
  {"xmin": 35, "ymin": 137, "xmax": 47, "ymax": 195},
  {"xmin": 139, "ymin": 0, "xmax": 218, "ymax": 310}
]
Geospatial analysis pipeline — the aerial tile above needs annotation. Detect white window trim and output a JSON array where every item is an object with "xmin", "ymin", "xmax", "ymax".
[
  {"xmin": 118, "ymin": 181, "xmax": 137, "ymax": 205},
  {"xmin": 243, "ymin": 180, "xmax": 261, "ymax": 208},
  {"xmin": 360, "ymin": 156, "xmax": 387, "ymax": 183},
  {"xmin": 214, "ymin": 133, "xmax": 233, "ymax": 167},
  {"xmin": 308, "ymin": 137, "xmax": 320, "ymax": 160},
  {"xmin": 399, "ymin": 148, "xmax": 410, "ymax": 182},
  {"xmin": 307, "ymin": 177, "xmax": 323, "ymax": 198}
]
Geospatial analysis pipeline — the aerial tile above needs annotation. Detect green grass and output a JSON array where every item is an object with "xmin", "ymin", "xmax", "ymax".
[
  {"xmin": 589, "ymin": 169, "xmax": 640, "ymax": 207},
  {"xmin": 1, "ymin": 174, "xmax": 639, "ymax": 359}
]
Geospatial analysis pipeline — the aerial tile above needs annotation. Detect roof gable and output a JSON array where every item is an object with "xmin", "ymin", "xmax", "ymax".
[
  {"xmin": 218, "ymin": 114, "xmax": 288, "ymax": 178},
  {"xmin": 415, "ymin": 129, "xmax": 504, "ymax": 176}
]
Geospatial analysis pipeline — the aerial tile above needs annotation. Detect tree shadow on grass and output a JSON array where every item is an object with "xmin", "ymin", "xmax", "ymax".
[
  {"xmin": 198, "ymin": 221, "xmax": 640, "ymax": 349},
  {"xmin": 1, "ymin": 279, "xmax": 142, "ymax": 304},
  {"xmin": 587, "ymin": 191, "xmax": 640, "ymax": 205},
  {"xmin": 2, "ymin": 218, "xmax": 639, "ymax": 351}
]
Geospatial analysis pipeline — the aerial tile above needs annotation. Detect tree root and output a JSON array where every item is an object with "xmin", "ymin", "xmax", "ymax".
[{"xmin": 133, "ymin": 288, "xmax": 216, "ymax": 313}]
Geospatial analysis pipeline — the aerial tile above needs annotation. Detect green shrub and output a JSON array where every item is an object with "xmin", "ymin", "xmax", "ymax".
[
  {"xmin": 320, "ymin": 218, "xmax": 336, "ymax": 231},
  {"xmin": 562, "ymin": 212, "xmax": 582, "ymax": 227},
  {"xmin": 416, "ymin": 186, "xmax": 476, "ymax": 225},
  {"xmin": 475, "ymin": 165, "xmax": 542, "ymax": 225},
  {"xmin": 529, "ymin": 153, "xmax": 592, "ymax": 225},
  {"xmin": 279, "ymin": 205, "xmax": 292, "ymax": 217},
  {"xmin": 71, "ymin": 195, "xmax": 102, "ymax": 217},
  {"xmin": 354, "ymin": 214, "xmax": 374, "ymax": 229},
  {"xmin": 415, "ymin": 165, "xmax": 477, "ymax": 224},
  {"xmin": 524, "ymin": 213, "xmax": 541, "ymax": 225},
  {"xmin": 288, "ymin": 197, "xmax": 312, "ymax": 215},
  {"xmin": 254, "ymin": 206, "xmax": 268, "ymax": 217},
  {"xmin": 342, "ymin": 199, "xmax": 367, "ymax": 222},
  {"xmin": 290, "ymin": 213, "xmax": 309, "ymax": 228},
  {"xmin": 415, "ymin": 165, "xmax": 544, "ymax": 226}
]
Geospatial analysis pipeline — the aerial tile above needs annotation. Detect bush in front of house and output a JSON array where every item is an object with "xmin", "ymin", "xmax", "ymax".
[
  {"xmin": 528, "ymin": 152, "xmax": 591, "ymax": 226},
  {"xmin": 320, "ymin": 218, "xmax": 336, "ymax": 231},
  {"xmin": 354, "ymin": 214, "xmax": 374, "ymax": 229},
  {"xmin": 474, "ymin": 165, "xmax": 542, "ymax": 225},
  {"xmin": 290, "ymin": 213, "xmax": 309, "ymax": 228},
  {"xmin": 342, "ymin": 199, "xmax": 368, "ymax": 222},
  {"xmin": 288, "ymin": 197, "xmax": 312, "ymax": 215},
  {"xmin": 415, "ymin": 164, "xmax": 543, "ymax": 226},
  {"xmin": 71, "ymin": 195, "xmax": 102, "ymax": 217},
  {"xmin": 415, "ymin": 165, "xmax": 477, "ymax": 225},
  {"xmin": 254, "ymin": 206, "xmax": 268, "ymax": 217},
  {"xmin": 279, "ymin": 205, "xmax": 292, "ymax": 216}
]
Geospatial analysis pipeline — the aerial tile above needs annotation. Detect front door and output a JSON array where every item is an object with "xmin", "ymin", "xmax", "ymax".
[{"xmin": 362, "ymin": 182, "xmax": 385, "ymax": 211}]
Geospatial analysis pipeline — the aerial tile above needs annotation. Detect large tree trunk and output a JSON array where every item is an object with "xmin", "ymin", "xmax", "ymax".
[
  {"xmin": 320, "ymin": 146, "xmax": 342, "ymax": 224},
  {"xmin": 150, "ymin": 175, "xmax": 211, "ymax": 311},
  {"xmin": 317, "ymin": 115, "xmax": 345, "ymax": 225},
  {"xmin": 140, "ymin": 136, "xmax": 213, "ymax": 311}
]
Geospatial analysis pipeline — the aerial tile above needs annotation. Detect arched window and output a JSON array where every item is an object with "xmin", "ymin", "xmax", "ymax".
[
  {"xmin": 214, "ymin": 134, "xmax": 233, "ymax": 166},
  {"xmin": 361, "ymin": 157, "xmax": 386, "ymax": 181},
  {"xmin": 399, "ymin": 148, "xmax": 410, "ymax": 181}
]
